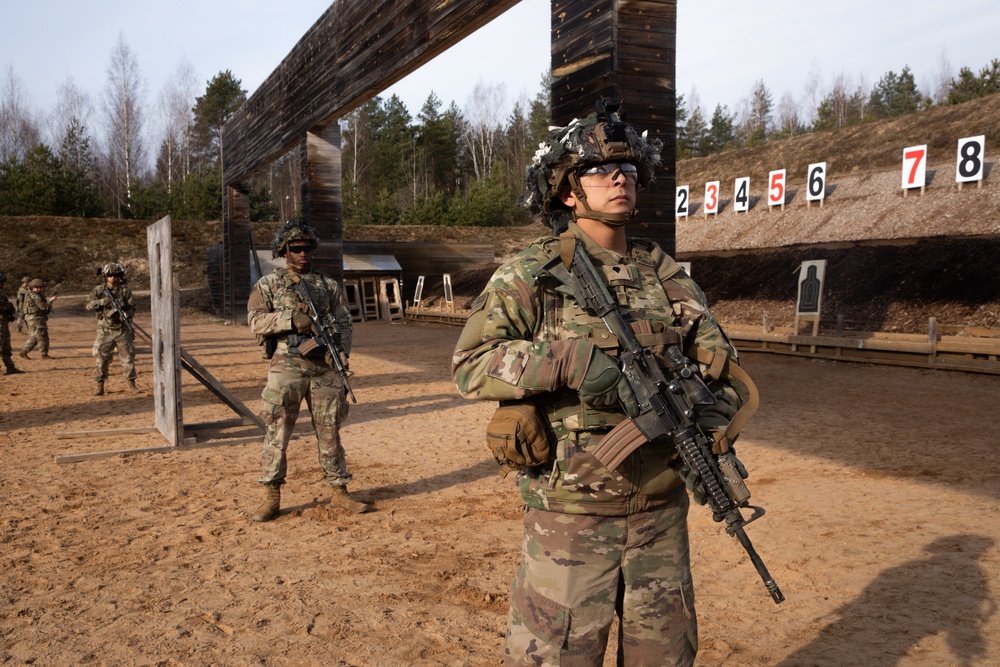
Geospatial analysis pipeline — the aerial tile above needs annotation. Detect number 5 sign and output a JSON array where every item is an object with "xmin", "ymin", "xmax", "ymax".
[
  {"xmin": 768, "ymin": 169, "xmax": 786, "ymax": 209},
  {"xmin": 902, "ymin": 144, "xmax": 927, "ymax": 193},
  {"xmin": 956, "ymin": 135, "xmax": 985, "ymax": 188}
]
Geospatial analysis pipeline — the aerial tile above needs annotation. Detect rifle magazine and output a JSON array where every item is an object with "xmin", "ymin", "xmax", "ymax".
[{"xmin": 591, "ymin": 419, "xmax": 648, "ymax": 471}]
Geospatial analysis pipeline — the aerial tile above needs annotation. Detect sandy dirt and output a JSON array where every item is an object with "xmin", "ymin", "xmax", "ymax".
[{"xmin": 1, "ymin": 302, "xmax": 999, "ymax": 667}]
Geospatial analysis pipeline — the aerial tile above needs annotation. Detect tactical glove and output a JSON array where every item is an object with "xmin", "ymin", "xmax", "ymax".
[
  {"xmin": 576, "ymin": 348, "xmax": 639, "ymax": 417},
  {"xmin": 292, "ymin": 303, "xmax": 313, "ymax": 333}
]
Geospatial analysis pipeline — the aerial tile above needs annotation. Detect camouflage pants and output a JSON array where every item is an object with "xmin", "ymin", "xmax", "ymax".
[
  {"xmin": 22, "ymin": 320, "xmax": 48, "ymax": 355},
  {"xmin": 504, "ymin": 494, "xmax": 697, "ymax": 667},
  {"xmin": 0, "ymin": 322, "xmax": 13, "ymax": 370},
  {"xmin": 92, "ymin": 326, "xmax": 136, "ymax": 381},
  {"xmin": 257, "ymin": 351, "xmax": 351, "ymax": 487}
]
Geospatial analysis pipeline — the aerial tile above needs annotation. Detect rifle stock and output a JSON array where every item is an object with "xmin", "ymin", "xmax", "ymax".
[{"xmin": 535, "ymin": 238, "xmax": 784, "ymax": 604}]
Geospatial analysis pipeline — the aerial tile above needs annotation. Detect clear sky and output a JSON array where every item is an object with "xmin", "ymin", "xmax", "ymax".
[{"xmin": 2, "ymin": 0, "xmax": 998, "ymax": 141}]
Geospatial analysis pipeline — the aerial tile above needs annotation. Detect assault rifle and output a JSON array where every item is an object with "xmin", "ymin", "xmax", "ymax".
[
  {"xmin": 104, "ymin": 286, "xmax": 134, "ymax": 335},
  {"xmin": 535, "ymin": 239, "xmax": 784, "ymax": 604},
  {"xmin": 291, "ymin": 278, "xmax": 357, "ymax": 404}
]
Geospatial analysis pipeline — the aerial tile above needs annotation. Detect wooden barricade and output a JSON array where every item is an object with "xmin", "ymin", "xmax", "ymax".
[
  {"xmin": 360, "ymin": 277, "xmax": 380, "ymax": 320},
  {"xmin": 378, "ymin": 278, "xmax": 404, "ymax": 321},
  {"xmin": 343, "ymin": 279, "xmax": 364, "ymax": 322}
]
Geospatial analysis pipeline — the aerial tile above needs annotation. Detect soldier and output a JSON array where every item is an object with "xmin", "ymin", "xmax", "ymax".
[
  {"xmin": 452, "ymin": 99, "xmax": 749, "ymax": 666},
  {"xmin": 14, "ymin": 276, "xmax": 28, "ymax": 334},
  {"xmin": 85, "ymin": 263, "xmax": 140, "ymax": 396},
  {"xmin": 19, "ymin": 278, "xmax": 57, "ymax": 359},
  {"xmin": 247, "ymin": 218, "xmax": 372, "ymax": 522},
  {"xmin": 0, "ymin": 272, "xmax": 24, "ymax": 375}
]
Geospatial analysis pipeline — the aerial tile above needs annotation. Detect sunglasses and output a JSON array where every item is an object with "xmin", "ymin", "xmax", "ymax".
[
  {"xmin": 578, "ymin": 162, "xmax": 638, "ymax": 182},
  {"xmin": 287, "ymin": 245, "xmax": 314, "ymax": 254}
]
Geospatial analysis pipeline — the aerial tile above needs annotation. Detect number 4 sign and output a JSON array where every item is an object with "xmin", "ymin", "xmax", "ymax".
[
  {"xmin": 902, "ymin": 144, "xmax": 927, "ymax": 193},
  {"xmin": 956, "ymin": 135, "xmax": 985, "ymax": 189}
]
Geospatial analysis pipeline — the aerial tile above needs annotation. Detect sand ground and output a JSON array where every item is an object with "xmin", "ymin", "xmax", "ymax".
[{"xmin": 1, "ymin": 303, "xmax": 999, "ymax": 666}]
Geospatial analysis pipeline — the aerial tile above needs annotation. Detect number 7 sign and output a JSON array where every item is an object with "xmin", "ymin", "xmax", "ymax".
[{"xmin": 902, "ymin": 144, "xmax": 927, "ymax": 191}]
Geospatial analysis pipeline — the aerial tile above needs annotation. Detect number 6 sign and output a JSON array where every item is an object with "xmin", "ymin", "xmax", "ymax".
[
  {"xmin": 902, "ymin": 144, "xmax": 927, "ymax": 191},
  {"xmin": 768, "ymin": 169, "xmax": 786, "ymax": 208}
]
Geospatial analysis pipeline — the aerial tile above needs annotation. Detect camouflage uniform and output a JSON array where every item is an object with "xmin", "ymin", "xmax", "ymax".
[
  {"xmin": 85, "ymin": 282, "xmax": 137, "ymax": 383},
  {"xmin": 248, "ymin": 267, "xmax": 355, "ymax": 487},
  {"xmin": 21, "ymin": 284, "xmax": 53, "ymax": 356},
  {"xmin": 0, "ymin": 277, "xmax": 18, "ymax": 374},
  {"xmin": 14, "ymin": 278, "xmax": 28, "ymax": 334},
  {"xmin": 452, "ymin": 221, "xmax": 745, "ymax": 666}
]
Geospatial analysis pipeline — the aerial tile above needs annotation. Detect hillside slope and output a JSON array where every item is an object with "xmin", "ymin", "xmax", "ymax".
[{"xmin": 1, "ymin": 95, "xmax": 998, "ymax": 334}]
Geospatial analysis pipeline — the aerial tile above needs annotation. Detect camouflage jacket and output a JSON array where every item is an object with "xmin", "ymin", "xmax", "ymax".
[
  {"xmin": 248, "ymin": 267, "xmax": 353, "ymax": 359},
  {"xmin": 22, "ymin": 291, "xmax": 52, "ymax": 321},
  {"xmin": 0, "ymin": 295, "xmax": 14, "ymax": 323},
  {"xmin": 452, "ymin": 222, "xmax": 745, "ymax": 515},
  {"xmin": 85, "ymin": 283, "xmax": 136, "ymax": 330},
  {"xmin": 15, "ymin": 286, "xmax": 27, "ymax": 315}
]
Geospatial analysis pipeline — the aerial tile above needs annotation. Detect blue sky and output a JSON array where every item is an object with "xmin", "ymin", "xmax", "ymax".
[{"xmin": 2, "ymin": 0, "xmax": 998, "ymax": 136}]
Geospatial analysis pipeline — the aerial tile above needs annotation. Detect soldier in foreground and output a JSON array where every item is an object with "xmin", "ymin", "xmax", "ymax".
[
  {"xmin": 452, "ymin": 99, "xmax": 751, "ymax": 666},
  {"xmin": 85, "ymin": 263, "xmax": 140, "ymax": 396},
  {"xmin": 247, "ymin": 218, "xmax": 371, "ymax": 522},
  {"xmin": 14, "ymin": 275, "xmax": 29, "ymax": 334},
  {"xmin": 19, "ymin": 279, "xmax": 56, "ymax": 359},
  {"xmin": 0, "ymin": 272, "xmax": 24, "ymax": 375}
]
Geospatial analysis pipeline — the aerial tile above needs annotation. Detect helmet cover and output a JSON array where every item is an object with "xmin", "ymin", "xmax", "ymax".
[{"xmin": 271, "ymin": 218, "xmax": 320, "ymax": 258}]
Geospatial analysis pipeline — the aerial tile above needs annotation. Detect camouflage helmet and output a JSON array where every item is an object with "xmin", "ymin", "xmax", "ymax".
[
  {"xmin": 521, "ymin": 97, "xmax": 662, "ymax": 227},
  {"xmin": 102, "ymin": 262, "xmax": 126, "ymax": 278},
  {"xmin": 271, "ymin": 218, "xmax": 320, "ymax": 258},
  {"xmin": 29, "ymin": 278, "xmax": 46, "ymax": 288}
]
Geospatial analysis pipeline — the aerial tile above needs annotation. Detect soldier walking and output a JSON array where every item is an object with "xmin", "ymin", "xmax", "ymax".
[
  {"xmin": 452, "ymin": 99, "xmax": 751, "ymax": 666},
  {"xmin": 247, "ymin": 218, "xmax": 372, "ymax": 521},
  {"xmin": 0, "ymin": 272, "xmax": 24, "ymax": 375},
  {"xmin": 14, "ymin": 276, "xmax": 28, "ymax": 334},
  {"xmin": 85, "ymin": 263, "xmax": 140, "ymax": 396},
  {"xmin": 19, "ymin": 279, "xmax": 56, "ymax": 359}
]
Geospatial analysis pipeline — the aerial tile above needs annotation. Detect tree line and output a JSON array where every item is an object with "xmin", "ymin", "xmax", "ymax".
[{"xmin": 1, "ymin": 33, "xmax": 998, "ymax": 224}]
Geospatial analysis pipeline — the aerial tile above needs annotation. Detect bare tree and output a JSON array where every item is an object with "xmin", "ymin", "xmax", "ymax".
[
  {"xmin": 100, "ymin": 33, "xmax": 148, "ymax": 218},
  {"xmin": 463, "ymin": 80, "xmax": 507, "ymax": 182},
  {"xmin": 775, "ymin": 91, "xmax": 801, "ymax": 136},
  {"xmin": 929, "ymin": 48, "xmax": 953, "ymax": 105},
  {"xmin": 49, "ymin": 76, "xmax": 93, "ymax": 154},
  {"xmin": 157, "ymin": 59, "xmax": 197, "ymax": 192},
  {"xmin": 0, "ymin": 64, "xmax": 41, "ymax": 163}
]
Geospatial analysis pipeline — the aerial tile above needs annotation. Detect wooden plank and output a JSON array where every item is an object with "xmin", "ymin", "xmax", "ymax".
[
  {"xmin": 55, "ymin": 446, "xmax": 179, "ymax": 464},
  {"xmin": 56, "ymin": 426, "xmax": 159, "ymax": 440},
  {"xmin": 180, "ymin": 350, "xmax": 266, "ymax": 432}
]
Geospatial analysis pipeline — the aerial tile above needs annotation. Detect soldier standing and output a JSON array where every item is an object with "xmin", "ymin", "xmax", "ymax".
[
  {"xmin": 19, "ymin": 279, "xmax": 57, "ymax": 359},
  {"xmin": 85, "ymin": 263, "xmax": 140, "ymax": 396},
  {"xmin": 0, "ymin": 272, "xmax": 24, "ymax": 375},
  {"xmin": 14, "ymin": 276, "xmax": 28, "ymax": 334},
  {"xmin": 452, "ymin": 99, "xmax": 750, "ymax": 666},
  {"xmin": 247, "ymin": 218, "xmax": 372, "ymax": 522}
]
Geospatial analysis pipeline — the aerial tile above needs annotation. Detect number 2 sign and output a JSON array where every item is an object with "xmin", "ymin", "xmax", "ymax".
[
  {"xmin": 902, "ymin": 144, "xmax": 927, "ymax": 190},
  {"xmin": 768, "ymin": 169, "xmax": 786, "ymax": 208},
  {"xmin": 675, "ymin": 185, "xmax": 690, "ymax": 218}
]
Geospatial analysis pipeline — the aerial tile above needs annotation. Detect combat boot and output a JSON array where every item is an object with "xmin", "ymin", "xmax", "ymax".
[
  {"xmin": 40, "ymin": 353, "xmax": 51, "ymax": 359},
  {"xmin": 329, "ymin": 486, "xmax": 374, "ymax": 513},
  {"xmin": 4, "ymin": 366, "xmax": 23, "ymax": 375},
  {"xmin": 128, "ymin": 379, "xmax": 141, "ymax": 394},
  {"xmin": 18, "ymin": 350, "xmax": 29, "ymax": 359},
  {"xmin": 94, "ymin": 381, "xmax": 105, "ymax": 396},
  {"xmin": 251, "ymin": 484, "xmax": 281, "ymax": 522}
]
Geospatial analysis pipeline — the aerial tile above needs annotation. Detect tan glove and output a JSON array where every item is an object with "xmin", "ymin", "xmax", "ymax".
[{"xmin": 292, "ymin": 303, "xmax": 313, "ymax": 333}]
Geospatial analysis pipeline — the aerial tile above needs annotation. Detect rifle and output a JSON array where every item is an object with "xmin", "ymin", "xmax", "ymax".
[
  {"xmin": 104, "ymin": 286, "xmax": 135, "ymax": 335},
  {"xmin": 535, "ymin": 238, "xmax": 784, "ymax": 604},
  {"xmin": 291, "ymin": 277, "xmax": 357, "ymax": 404}
]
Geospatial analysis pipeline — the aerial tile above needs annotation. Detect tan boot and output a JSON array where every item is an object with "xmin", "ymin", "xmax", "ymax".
[
  {"xmin": 251, "ymin": 484, "xmax": 281, "ymax": 522},
  {"xmin": 329, "ymin": 486, "xmax": 374, "ymax": 513},
  {"xmin": 94, "ymin": 381, "xmax": 105, "ymax": 396},
  {"xmin": 18, "ymin": 350, "xmax": 29, "ymax": 359},
  {"xmin": 128, "ymin": 379, "xmax": 141, "ymax": 394}
]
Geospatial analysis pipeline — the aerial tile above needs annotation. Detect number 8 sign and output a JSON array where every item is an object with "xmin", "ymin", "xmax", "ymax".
[{"xmin": 956, "ymin": 135, "xmax": 985, "ymax": 184}]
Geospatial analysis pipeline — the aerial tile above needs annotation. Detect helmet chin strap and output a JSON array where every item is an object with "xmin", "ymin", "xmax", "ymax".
[{"xmin": 566, "ymin": 172, "xmax": 635, "ymax": 227}]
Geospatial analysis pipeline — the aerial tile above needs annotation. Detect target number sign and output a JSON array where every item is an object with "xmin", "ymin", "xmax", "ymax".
[
  {"xmin": 675, "ymin": 185, "xmax": 690, "ymax": 218},
  {"xmin": 768, "ymin": 169, "xmax": 786, "ymax": 207},
  {"xmin": 955, "ymin": 135, "xmax": 985, "ymax": 183},
  {"xmin": 901, "ymin": 145, "xmax": 927, "ymax": 189},
  {"xmin": 734, "ymin": 177, "xmax": 750, "ymax": 212},
  {"xmin": 806, "ymin": 162, "xmax": 827, "ymax": 202},
  {"xmin": 704, "ymin": 181, "xmax": 720, "ymax": 215}
]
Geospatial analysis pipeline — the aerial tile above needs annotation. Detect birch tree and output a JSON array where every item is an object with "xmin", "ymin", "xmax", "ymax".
[
  {"xmin": 463, "ymin": 80, "xmax": 506, "ymax": 182},
  {"xmin": 101, "ymin": 33, "xmax": 148, "ymax": 218},
  {"xmin": 0, "ymin": 65, "xmax": 41, "ymax": 163}
]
